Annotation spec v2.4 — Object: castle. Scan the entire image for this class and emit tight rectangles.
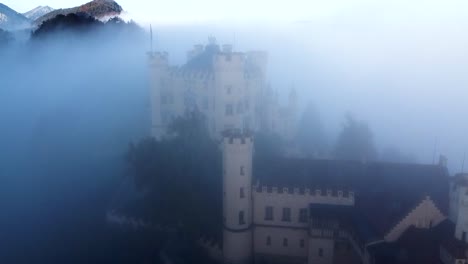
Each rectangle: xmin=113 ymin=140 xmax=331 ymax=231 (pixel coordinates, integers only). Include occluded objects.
xmin=148 ymin=41 xmax=468 ymax=264
xmin=148 ymin=39 xmax=297 ymax=140
xmin=221 ymin=131 xmax=468 ymax=264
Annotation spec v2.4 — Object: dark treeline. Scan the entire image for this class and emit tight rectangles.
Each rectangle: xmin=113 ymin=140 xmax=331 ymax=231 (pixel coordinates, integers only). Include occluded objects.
xmin=295 ymin=102 xmax=414 ymax=163
xmin=0 ymin=11 xmax=151 ymax=264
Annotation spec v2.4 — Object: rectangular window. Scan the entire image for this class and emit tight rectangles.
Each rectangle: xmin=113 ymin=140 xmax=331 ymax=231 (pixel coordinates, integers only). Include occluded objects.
xmin=299 ymin=208 xmax=308 ymax=223
xmin=239 ymin=211 xmax=245 ymax=225
xmin=282 ymin=208 xmax=291 ymax=222
xmin=226 ymin=85 xmax=232 ymax=94
xmin=265 ymin=206 xmax=273 ymax=221
xmin=300 ymin=239 xmax=305 ymax=248
xmin=240 ymin=187 xmax=245 ymax=198
xmin=318 ymin=248 xmax=324 ymax=257
xmin=266 ymin=236 xmax=271 ymax=246
xmin=283 ymin=238 xmax=288 ymax=247
xmin=225 ymin=104 xmax=233 ymax=116
xmin=240 ymin=166 xmax=245 ymax=175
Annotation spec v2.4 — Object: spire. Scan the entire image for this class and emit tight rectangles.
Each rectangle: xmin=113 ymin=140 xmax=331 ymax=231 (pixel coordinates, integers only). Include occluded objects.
xmin=150 ymin=24 xmax=153 ymax=53
xmin=289 ymin=82 xmax=297 ymax=100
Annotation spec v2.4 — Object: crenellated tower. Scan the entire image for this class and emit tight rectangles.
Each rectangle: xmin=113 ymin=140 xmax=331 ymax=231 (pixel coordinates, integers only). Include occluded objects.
xmin=148 ymin=51 xmax=169 ymax=139
xmin=213 ymin=46 xmax=251 ymax=135
xmin=222 ymin=131 xmax=254 ymax=264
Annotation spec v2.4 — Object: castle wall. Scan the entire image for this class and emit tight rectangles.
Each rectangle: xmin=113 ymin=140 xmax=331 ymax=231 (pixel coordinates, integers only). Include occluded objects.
xmin=252 ymin=186 xmax=354 ymax=229
xmin=307 ymin=237 xmax=334 ymax=264
xmin=253 ymin=226 xmax=308 ymax=258
xmin=455 ymin=185 xmax=468 ymax=242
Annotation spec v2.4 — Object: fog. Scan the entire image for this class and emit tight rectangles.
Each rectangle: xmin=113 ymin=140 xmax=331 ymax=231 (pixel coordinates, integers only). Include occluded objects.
xmin=152 ymin=9 xmax=468 ymax=171
xmin=0 ymin=24 xmax=148 ymax=261
xmin=0 ymin=4 xmax=467 ymax=261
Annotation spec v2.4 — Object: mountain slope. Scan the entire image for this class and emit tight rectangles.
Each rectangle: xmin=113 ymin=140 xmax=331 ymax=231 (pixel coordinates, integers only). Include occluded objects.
xmin=23 ymin=6 xmax=54 ymax=21
xmin=35 ymin=0 xmax=123 ymax=26
xmin=0 ymin=3 xmax=31 ymax=31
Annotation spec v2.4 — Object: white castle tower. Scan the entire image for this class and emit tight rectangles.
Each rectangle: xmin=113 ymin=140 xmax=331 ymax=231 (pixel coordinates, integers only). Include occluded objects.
xmin=213 ymin=45 xmax=254 ymax=135
xmin=222 ymin=131 xmax=254 ymax=264
xmin=452 ymin=173 xmax=468 ymax=242
xmin=148 ymin=51 xmax=169 ymax=139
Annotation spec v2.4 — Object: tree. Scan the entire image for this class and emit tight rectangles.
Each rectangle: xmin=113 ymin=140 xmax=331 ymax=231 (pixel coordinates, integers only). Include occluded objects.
xmin=125 ymin=111 xmax=222 ymax=239
xmin=381 ymin=147 xmax=417 ymax=164
xmin=334 ymin=114 xmax=378 ymax=161
xmin=295 ymin=102 xmax=327 ymax=158
xmin=0 ymin=29 xmax=13 ymax=47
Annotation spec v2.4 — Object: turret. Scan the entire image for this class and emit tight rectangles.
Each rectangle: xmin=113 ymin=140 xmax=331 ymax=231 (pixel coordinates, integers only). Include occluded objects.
xmin=213 ymin=46 xmax=247 ymax=136
xmin=148 ymin=51 xmax=169 ymax=139
xmin=222 ymin=131 xmax=254 ymax=264
xmin=453 ymin=173 xmax=468 ymax=242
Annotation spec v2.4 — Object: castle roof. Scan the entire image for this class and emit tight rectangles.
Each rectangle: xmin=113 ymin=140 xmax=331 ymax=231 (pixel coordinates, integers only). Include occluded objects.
xmin=367 ymin=219 xmax=458 ymax=264
xmin=254 ymin=158 xmax=449 ymax=236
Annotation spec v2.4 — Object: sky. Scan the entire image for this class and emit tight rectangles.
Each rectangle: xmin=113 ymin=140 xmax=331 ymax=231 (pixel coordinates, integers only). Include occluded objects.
xmin=5 ymin=0 xmax=468 ymax=24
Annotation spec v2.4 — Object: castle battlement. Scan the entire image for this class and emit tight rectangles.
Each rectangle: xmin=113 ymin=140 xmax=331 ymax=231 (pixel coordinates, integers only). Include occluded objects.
xmin=148 ymin=51 xmax=169 ymax=68
xmin=222 ymin=130 xmax=254 ymax=145
xmin=253 ymin=184 xmax=355 ymax=205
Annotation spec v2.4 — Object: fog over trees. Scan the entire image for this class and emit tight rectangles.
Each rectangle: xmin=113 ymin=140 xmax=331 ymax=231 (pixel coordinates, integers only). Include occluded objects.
xmin=0 ymin=2 xmax=467 ymax=262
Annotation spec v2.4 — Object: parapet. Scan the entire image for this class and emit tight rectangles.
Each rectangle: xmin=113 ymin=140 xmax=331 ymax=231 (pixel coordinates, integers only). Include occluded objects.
xmin=148 ymin=51 xmax=169 ymax=67
xmin=222 ymin=129 xmax=253 ymax=145
xmin=253 ymin=183 xmax=355 ymax=203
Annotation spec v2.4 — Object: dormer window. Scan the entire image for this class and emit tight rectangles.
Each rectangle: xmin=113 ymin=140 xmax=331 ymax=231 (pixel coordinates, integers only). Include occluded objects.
xmin=226 ymin=85 xmax=232 ymax=94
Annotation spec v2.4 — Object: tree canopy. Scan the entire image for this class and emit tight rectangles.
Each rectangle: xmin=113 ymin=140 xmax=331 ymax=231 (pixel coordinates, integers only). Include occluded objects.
xmin=334 ymin=114 xmax=378 ymax=161
xmin=125 ymin=111 xmax=222 ymax=239
xmin=295 ymin=102 xmax=328 ymax=158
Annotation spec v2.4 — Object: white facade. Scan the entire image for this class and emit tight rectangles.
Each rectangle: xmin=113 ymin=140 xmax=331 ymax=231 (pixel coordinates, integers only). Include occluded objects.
xmin=220 ymin=132 xmax=457 ymax=264
xmin=148 ymin=43 xmax=297 ymax=140
xmin=222 ymin=135 xmax=254 ymax=264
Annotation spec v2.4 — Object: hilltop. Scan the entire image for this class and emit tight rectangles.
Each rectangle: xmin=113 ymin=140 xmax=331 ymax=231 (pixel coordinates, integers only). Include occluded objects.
xmin=23 ymin=6 xmax=54 ymax=21
xmin=0 ymin=3 xmax=30 ymax=31
xmin=35 ymin=0 xmax=123 ymax=26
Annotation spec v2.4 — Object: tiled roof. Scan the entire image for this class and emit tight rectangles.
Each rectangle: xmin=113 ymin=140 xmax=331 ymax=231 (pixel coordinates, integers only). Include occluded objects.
xmin=367 ymin=220 xmax=457 ymax=264
xmin=254 ymin=158 xmax=449 ymax=236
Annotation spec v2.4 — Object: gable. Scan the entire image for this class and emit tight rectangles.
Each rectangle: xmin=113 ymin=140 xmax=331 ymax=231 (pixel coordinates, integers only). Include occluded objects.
xmin=385 ymin=196 xmax=446 ymax=242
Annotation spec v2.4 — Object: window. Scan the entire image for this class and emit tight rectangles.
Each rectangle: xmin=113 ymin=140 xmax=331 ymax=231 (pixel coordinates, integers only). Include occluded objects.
xmin=282 ymin=208 xmax=291 ymax=222
xmin=300 ymin=239 xmax=305 ymax=248
xmin=265 ymin=206 xmax=273 ymax=220
xmin=239 ymin=211 xmax=245 ymax=225
xmin=240 ymin=187 xmax=245 ymax=198
xmin=299 ymin=208 xmax=308 ymax=223
xmin=225 ymin=104 xmax=233 ymax=116
xmin=283 ymin=238 xmax=288 ymax=247
xmin=226 ymin=85 xmax=232 ymax=94
xmin=266 ymin=236 xmax=271 ymax=246
xmin=318 ymin=248 xmax=324 ymax=257
xmin=240 ymin=166 xmax=245 ymax=175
